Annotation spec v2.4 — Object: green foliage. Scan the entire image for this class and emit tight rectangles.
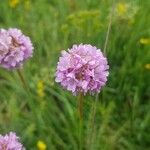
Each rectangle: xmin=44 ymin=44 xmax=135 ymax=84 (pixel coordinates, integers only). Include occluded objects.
xmin=0 ymin=0 xmax=150 ymax=149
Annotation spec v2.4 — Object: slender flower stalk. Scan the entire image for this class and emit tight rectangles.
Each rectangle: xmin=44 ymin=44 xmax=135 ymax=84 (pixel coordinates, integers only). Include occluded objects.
xmin=78 ymin=92 xmax=83 ymax=120
xmin=103 ymin=0 xmax=115 ymax=54
xmin=17 ymin=69 xmax=29 ymax=92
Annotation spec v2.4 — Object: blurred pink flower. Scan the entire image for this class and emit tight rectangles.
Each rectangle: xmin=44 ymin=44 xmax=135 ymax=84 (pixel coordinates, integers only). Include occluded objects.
xmin=55 ymin=44 xmax=109 ymax=95
xmin=0 ymin=132 xmax=24 ymax=150
xmin=0 ymin=28 xmax=33 ymax=70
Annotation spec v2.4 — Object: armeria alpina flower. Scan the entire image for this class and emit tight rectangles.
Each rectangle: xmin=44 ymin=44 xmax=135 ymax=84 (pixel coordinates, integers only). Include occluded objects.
xmin=55 ymin=44 xmax=109 ymax=95
xmin=0 ymin=28 xmax=33 ymax=70
xmin=0 ymin=132 xmax=24 ymax=150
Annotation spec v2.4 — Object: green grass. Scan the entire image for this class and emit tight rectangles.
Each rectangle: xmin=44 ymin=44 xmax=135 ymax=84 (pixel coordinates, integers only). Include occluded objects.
xmin=0 ymin=0 xmax=150 ymax=149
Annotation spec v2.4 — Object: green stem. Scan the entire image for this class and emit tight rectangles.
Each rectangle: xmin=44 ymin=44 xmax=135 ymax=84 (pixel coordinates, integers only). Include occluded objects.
xmin=78 ymin=92 xmax=83 ymax=120
xmin=86 ymin=94 xmax=98 ymax=149
xmin=77 ymin=92 xmax=84 ymax=150
xmin=103 ymin=0 xmax=115 ymax=54
xmin=17 ymin=69 xmax=29 ymax=92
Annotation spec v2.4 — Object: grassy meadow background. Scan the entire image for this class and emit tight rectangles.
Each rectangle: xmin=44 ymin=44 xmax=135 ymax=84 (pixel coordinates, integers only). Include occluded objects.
xmin=0 ymin=0 xmax=150 ymax=149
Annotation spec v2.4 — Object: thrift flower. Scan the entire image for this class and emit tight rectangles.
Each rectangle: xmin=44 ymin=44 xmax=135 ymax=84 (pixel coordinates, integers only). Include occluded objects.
xmin=0 ymin=132 xmax=24 ymax=150
xmin=55 ymin=44 xmax=109 ymax=95
xmin=145 ymin=64 xmax=150 ymax=70
xmin=37 ymin=80 xmax=45 ymax=98
xmin=0 ymin=28 xmax=33 ymax=70
xmin=9 ymin=0 xmax=20 ymax=8
xmin=37 ymin=140 xmax=47 ymax=150
xmin=140 ymin=38 xmax=150 ymax=45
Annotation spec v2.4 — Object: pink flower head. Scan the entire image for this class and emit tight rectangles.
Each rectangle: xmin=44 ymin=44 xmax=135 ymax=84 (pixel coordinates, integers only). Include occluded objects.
xmin=0 ymin=132 xmax=25 ymax=150
xmin=55 ymin=44 xmax=109 ymax=95
xmin=0 ymin=28 xmax=33 ymax=70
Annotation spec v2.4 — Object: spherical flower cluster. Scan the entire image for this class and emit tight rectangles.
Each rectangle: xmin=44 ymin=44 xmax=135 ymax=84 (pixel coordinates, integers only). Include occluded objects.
xmin=55 ymin=44 xmax=109 ymax=95
xmin=0 ymin=28 xmax=33 ymax=70
xmin=0 ymin=132 xmax=25 ymax=150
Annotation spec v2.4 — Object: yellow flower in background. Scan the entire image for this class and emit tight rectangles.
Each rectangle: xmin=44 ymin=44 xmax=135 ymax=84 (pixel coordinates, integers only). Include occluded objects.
xmin=140 ymin=38 xmax=150 ymax=45
xmin=37 ymin=140 xmax=47 ymax=150
xmin=145 ymin=64 xmax=150 ymax=70
xmin=37 ymin=80 xmax=45 ymax=98
xmin=115 ymin=2 xmax=138 ymax=23
xmin=117 ymin=2 xmax=127 ymax=16
xmin=24 ymin=0 xmax=31 ymax=10
xmin=37 ymin=80 xmax=44 ymax=89
xmin=9 ymin=0 xmax=20 ymax=8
